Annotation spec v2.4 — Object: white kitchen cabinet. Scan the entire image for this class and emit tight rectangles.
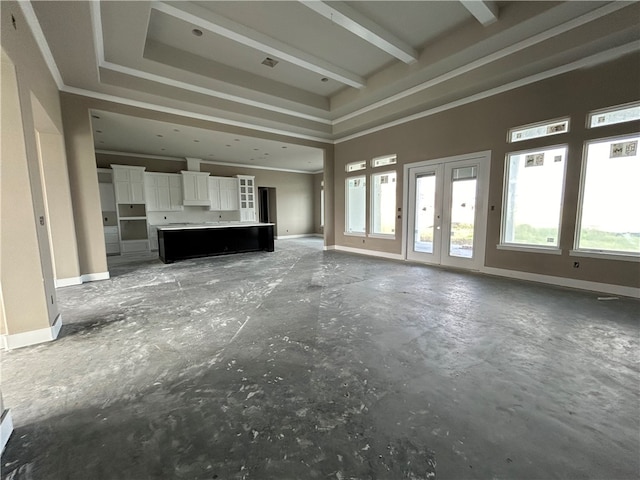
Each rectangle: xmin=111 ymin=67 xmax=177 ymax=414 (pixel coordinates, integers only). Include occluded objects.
xmin=112 ymin=165 xmax=146 ymax=204
xmin=220 ymin=177 xmax=240 ymax=211
xmin=181 ymin=171 xmax=210 ymax=206
xmin=208 ymin=177 xmax=222 ymax=211
xmin=209 ymin=176 xmax=240 ymax=211
xmin=145 ymin=173 xmax=183 ymax=212
xmin=237 ymin=175 xmax=256 ymax=222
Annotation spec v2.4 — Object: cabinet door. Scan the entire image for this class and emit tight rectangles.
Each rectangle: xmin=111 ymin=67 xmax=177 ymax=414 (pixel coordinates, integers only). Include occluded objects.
xmin=155 ymin=175 xmax=171 ymax=211
xmin=168 ymin=176 xmax=183 ymax=210
xmin=144 ymin=175 xmax=159 ymax=211
xmin=220 ymin=178 xmax=239 ymax=210
xmin=130 ymin=181 xmax=145 ymax=204
xmin=209 ymin=177 xmax=222 ymax=211
xmin=195 ymin=175 xmax=209 ymax=201
xmin=114 ymin=181 xmax=131 ymax=204
xmin=182 ymin=174 xmax=198 ymax=202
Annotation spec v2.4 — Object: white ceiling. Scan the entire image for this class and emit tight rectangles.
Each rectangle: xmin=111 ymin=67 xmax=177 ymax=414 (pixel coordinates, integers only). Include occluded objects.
xmin=25 ymin=1 xmax=640 ymax=173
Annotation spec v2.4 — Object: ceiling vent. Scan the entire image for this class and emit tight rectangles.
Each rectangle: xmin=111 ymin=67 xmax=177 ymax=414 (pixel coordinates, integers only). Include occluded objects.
xmin=261 ymin=57 xmax=279 ymax=68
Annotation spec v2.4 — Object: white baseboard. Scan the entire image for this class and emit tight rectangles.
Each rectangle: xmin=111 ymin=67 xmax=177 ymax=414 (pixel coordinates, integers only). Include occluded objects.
xmin=481 ymin=266 xmax=640 ymax=299
xmin=54 ymin=276 xmax=82 ymax=288
xmin=1 ymin=314 xmax=63 ymax=350
xmin=1 ymin=409 xmax=13 ymax=453
xmin=276 ymin=234 xmax=318 ymax=240
xmin=80 ymin=271 xmax=110 ymax=283
xmin=323 ymin=245 xmax=336 ymax=251
xmin=333 ymin=245 xmax=404 ymax=261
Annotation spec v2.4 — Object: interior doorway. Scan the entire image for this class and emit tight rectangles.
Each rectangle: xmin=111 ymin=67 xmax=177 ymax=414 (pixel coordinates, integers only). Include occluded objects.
xmin=404 ymin=151 xmax=490 ymax=271
xmin=258 ymin=187 xmax=277 ymax=226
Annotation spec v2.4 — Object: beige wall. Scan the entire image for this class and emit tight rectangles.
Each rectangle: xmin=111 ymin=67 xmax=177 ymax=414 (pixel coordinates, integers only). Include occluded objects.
xmin=1 ymin=0 xmax=67 ymax=337
xmin=334 ymin=52 xmax=640 ymax=288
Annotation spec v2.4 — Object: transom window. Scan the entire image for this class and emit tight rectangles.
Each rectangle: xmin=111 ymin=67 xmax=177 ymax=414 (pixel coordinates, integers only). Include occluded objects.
xmin=346 ymin=160 xmax=366 ymax=172
xmin=372 ymin=154 xmax=397 ymax=168
xmin=588 ymin=102 xmax=640 ymax=128
xmin=508 ymin=118 xmax=569 ymax=143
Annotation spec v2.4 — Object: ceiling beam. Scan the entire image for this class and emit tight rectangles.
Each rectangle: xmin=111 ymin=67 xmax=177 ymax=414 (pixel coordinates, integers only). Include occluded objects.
xmin=460 ymin=1 xmax=499 ymax=26
xmin=154 ymin=2 xmax=366 ymax=89
xmin=300 ymin=1 xmax=418 ymax=64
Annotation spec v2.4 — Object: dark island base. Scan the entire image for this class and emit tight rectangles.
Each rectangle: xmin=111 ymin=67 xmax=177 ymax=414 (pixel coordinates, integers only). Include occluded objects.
xmin=158 ymin=224 xmax=274 ymax=263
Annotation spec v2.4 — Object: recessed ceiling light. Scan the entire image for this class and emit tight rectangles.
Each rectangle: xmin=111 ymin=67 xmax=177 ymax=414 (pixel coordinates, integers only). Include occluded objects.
xmin=321 ymin=77 xmax=329 ymax=82
xmin=261 ymin=57 xmax=279 ymax=68
xmin=282 ymin=146 xmax=287 ymax=149
xmin=194 ymin=140 xmax=200 ymax=142
xmin=173 ymin=128 xmax=180 ymax=132
xmin=253 ymin=148 xmax=259 ymax=151
xmin=234 ymin=139 xmax=240 ymax=142
xmin=265 ymin=153 xmax=269 ymax=156
xmin=95 ymin=130 xmax=102 ymax=133
xmin=91 ymin=114 xmax=100 ymax=119
xmin=192 ymin=28 xmax=203 ymax=37
xmin=225 ymin=144 xmax=231 ymax=147
xmin=161 ymin=148 xmax=165 ymax=151
xmin=156 ymin=134 xmax=163 ymax=137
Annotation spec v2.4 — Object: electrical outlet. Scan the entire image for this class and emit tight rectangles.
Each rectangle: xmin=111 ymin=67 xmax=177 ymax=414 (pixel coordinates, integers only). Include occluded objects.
xmin=573 ymin=262 xmax=580 ymax=268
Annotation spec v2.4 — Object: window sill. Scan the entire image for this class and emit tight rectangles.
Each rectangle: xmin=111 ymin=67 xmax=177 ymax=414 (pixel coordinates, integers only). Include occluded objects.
xmin=497 ymin=244 xmax=562 ymax=255
xmin=344 ymin=232 xmax=366 ymax=237
xmin=368 ymin=233 xmax=396 ymax=240
xmin=569 ymin=249 xmax=640 ymax=262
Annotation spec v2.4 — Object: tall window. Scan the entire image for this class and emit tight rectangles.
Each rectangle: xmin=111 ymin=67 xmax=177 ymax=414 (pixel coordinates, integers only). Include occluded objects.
xmin=345 ymin=176 xmax=366 ymax=234
xmin=575 ymin=134 xmax=640 ymax=254
xmin=501 ymin=146 xmax=567 ymax=248
xmin=371 ymin=172 xmax=396 ymax=236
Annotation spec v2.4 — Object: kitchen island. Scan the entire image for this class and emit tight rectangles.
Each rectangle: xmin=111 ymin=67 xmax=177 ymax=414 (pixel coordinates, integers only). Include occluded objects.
xmin=157 ymin=223 xmax=275 ymax=263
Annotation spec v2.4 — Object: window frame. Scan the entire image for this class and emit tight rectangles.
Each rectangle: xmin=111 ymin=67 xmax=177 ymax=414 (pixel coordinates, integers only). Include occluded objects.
xmin=507 ymin=117 xmax=570 ymax=143
xmin=586 ymin=101 xmax=640 ymax=129
xmin=344 ymin=175 xmax=367 ymax=236
xmin=369 ymin=170 xmax=397 ymax=239
xmin=571 ymin=132 xmax=640 ymax=259
xmin=499 ymin=143 xmax=569 ymax=253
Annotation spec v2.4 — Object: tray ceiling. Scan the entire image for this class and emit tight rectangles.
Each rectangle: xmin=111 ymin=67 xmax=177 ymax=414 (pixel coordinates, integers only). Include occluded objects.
xmin=24 ymin=1 xmax=640 ymax=172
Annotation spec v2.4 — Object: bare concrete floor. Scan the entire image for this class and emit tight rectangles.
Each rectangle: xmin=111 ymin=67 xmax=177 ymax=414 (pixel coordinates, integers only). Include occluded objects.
xmin=2 ymin=238 xmax=639 ymax=479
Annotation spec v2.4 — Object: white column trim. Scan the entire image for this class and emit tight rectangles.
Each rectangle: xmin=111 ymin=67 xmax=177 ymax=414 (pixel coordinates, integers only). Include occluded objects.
xmin=1 ymin=314 xmax=63 ymax=350
xmin=54 ymin=276 xmax=82 ymax=288
xmin=80 ymin=272 xmax=110 ymax=283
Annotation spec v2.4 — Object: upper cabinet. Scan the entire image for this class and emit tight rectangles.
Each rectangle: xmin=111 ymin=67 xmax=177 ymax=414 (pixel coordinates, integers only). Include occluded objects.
xmin=181 ymin=171 xmax=210 ymax=206
xmin=145 ymin=173 xmax=183 ymax=212
xmin=112 ymin=165 xmax=146 ymax=204
xmin=209 ymin=176 xmax=240 ymax=211
xmin=237 ymin=175 xmax=256 ymax=222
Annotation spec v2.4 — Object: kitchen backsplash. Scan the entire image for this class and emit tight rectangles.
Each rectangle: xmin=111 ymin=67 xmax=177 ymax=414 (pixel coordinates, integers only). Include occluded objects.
xmin=147 ymin=207 xmax=241 ymax=225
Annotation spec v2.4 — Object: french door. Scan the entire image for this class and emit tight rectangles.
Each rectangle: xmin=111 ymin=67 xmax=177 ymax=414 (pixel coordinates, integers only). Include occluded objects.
xmin=405 ymin=152 xmax=490 ymax=270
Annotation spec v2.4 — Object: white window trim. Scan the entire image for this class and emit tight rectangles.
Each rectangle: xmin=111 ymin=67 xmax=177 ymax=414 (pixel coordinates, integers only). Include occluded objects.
xmin=569 ymin=249 xmax=640 ymax=262
xmin=586 ymin=101 xmax=640 ymax=129
xmin=368 ymin=233 xmax=395 ymax=240
xmin=497 ymin=244 xmax=563 ymax=255
xmin=507 ymin=116 xmax=570 ymax=143
xmin=573 ymin=132 xmax=640 ymax=255
xmin=371 ymin=154 xmax=397 ymax=168
xmin=345 ymin=176 xmax=366 ymax=236
xmin=500 ymin=144 xmax=569 ymax=250
xmin=370 ymin=170 xmax=397 ymax=239
xmin=346 ymin=160 xmax=366 ymax=173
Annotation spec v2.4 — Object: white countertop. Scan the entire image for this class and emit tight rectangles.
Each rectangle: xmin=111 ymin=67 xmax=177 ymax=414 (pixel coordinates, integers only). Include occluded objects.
xmin=155 ymin=222 xmax=275 ymax=231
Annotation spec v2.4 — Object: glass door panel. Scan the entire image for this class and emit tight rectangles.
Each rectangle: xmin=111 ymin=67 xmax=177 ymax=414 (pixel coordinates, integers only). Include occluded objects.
xmin=414 ymin=173 xmax=436 ymax=254
xmin=448 ymin=167 xmax=478 ymax=259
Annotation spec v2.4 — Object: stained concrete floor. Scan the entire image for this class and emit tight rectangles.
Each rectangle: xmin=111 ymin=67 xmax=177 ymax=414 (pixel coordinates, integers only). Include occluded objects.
xmin=2 ymin=238 xmax=639 ymax=480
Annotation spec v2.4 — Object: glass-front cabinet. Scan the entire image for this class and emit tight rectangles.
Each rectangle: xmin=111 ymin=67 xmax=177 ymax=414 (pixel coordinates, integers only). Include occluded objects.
xmin=237 ymin=175 xmax=256 ymax=222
